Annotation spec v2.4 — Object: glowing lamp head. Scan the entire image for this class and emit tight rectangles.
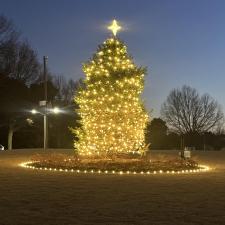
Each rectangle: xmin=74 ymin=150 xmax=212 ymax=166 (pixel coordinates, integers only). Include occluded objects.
xmin=107 ymin=19 xmax=121 ymax=36
xmin=52 ymin=107 xmax=60 ymax=114
xmin=31 ymin=109 xmax=37 ymax=114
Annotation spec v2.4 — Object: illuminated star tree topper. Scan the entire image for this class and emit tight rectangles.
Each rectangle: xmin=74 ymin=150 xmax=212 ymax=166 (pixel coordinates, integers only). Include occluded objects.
xmin=107 ymin=19 xmax=121 ymax=36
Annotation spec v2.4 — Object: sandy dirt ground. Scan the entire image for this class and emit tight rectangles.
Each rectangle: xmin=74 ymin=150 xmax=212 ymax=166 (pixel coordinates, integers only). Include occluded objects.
xmin=0 ymin=149 xmax=225 ymax=225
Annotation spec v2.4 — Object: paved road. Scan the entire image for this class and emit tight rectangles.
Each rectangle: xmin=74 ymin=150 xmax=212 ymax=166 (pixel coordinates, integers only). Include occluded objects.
xmin=0 ymin=149 xmax=225 ymax=225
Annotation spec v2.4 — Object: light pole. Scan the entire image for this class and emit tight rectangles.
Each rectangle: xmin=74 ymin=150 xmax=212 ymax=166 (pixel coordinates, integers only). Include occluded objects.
xmin=43 ymin=56 xmax=48 ymax=150
xmin=44 ymin=113 xmax=47 ymax=150
xmin=31 ymin=107 xmax=60 ymax=150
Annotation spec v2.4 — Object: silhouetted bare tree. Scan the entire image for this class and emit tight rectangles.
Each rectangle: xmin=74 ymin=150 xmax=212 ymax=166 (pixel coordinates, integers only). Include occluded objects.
xmin=53 ymin=75 xmax=84 ymax=104
xmin=0 ymin=14 xmax=18 ymax=44
xmin=0 ymin=15 xmax=40 ymax=84
xmin=161 ymin=85 xmax=224 ymax=134
xmin=0 ymin=15 xmax=41 ymax=149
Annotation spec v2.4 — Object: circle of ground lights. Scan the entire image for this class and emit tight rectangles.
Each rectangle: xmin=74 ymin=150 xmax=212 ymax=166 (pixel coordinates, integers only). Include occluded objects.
xmin=19 ymin=161 xmax=210 ymax=175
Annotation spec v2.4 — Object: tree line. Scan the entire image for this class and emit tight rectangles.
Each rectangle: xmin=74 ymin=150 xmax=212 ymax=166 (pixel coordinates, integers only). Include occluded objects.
xmin=146 ymin=86 xmax=225 ymax=150
xmin=0 ymin=15 xmax=81 ymax=149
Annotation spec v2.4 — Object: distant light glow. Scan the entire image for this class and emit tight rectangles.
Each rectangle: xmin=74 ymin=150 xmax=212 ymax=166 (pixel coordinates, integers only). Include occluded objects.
xmin=52 ymin=107 xmax=60 ymax=114
xmin=26 ymin=118 xmax=34 ymax=124
xmin=31 ymin=109 xmax=37 ymax=114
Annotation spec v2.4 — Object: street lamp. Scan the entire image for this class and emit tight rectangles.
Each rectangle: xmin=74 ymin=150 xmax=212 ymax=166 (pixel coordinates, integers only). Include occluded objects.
xmin=31 ymin=109 xmax=37 ymax=114
xmin=31 ymin=107 xmax=61 ymax=150
xmin=52 ymin=107 xmax=60 ymax=114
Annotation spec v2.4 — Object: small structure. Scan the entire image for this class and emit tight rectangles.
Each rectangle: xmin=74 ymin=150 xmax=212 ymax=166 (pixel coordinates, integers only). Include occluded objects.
xmin=179 ymin=147 xmax=192 ymax=159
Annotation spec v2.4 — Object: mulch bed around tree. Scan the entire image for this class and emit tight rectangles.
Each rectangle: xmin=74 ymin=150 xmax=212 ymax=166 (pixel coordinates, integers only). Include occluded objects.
xmin=30 ymin=153 xmax=200 ymax=172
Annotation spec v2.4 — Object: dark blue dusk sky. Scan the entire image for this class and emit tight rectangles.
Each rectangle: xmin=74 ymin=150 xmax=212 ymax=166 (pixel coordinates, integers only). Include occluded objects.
xmin=1 ymin=0 xmax=225 ymax=116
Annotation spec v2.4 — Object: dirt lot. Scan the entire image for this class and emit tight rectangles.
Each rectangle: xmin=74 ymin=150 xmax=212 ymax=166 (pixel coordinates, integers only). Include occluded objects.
xmin=0 ymin=149 xmax=225 ymax=225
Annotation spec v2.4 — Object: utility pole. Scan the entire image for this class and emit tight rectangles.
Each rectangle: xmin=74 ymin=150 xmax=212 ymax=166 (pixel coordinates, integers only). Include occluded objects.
xmin=43 ymin=56 xmax=48 ymax=150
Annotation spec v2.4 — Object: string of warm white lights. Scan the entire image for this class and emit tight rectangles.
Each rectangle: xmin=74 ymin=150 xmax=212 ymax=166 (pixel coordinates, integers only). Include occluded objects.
xmin=19 ymin=161 xmax=210 ymax=175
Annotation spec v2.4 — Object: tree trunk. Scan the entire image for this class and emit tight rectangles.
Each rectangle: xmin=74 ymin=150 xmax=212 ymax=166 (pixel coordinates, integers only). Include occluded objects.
xmin=8 ymin=127 xmax=14 ymax=150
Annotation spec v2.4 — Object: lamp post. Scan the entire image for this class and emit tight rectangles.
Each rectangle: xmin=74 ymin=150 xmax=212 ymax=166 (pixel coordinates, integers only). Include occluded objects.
xmin=31 ymin=107 xmax=60 ymax=150
xmin=43 ymin=56 xmax=48 ymax=150
xmin=43 ymin=113 xmax=47 ymax=150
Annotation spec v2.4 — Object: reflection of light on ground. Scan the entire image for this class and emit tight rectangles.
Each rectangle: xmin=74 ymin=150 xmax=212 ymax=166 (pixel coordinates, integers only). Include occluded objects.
xmin=19 ymin=161 xmax=211 ymax=176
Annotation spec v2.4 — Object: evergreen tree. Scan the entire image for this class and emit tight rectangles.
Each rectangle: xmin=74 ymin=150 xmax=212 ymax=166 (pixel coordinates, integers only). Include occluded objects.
xmin=146 ymin=118 xmax=168 ymax=149
xmin=73 ymin=24 xmax=149 ymax=156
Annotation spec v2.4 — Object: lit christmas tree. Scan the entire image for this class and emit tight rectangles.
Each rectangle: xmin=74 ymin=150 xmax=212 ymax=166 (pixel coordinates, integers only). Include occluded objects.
xmin=73 ymin=20 xmax=149 ymax=156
